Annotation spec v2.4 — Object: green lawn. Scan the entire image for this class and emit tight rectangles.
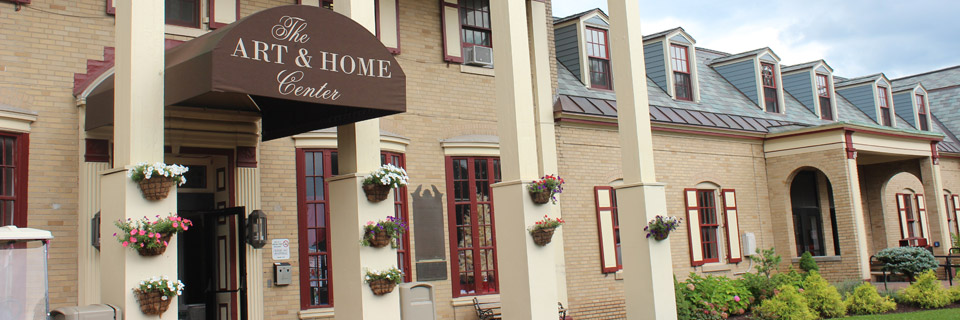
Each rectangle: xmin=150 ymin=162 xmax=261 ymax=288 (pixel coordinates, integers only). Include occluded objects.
xmin=835 ymin=309 xmax=960 ymax=319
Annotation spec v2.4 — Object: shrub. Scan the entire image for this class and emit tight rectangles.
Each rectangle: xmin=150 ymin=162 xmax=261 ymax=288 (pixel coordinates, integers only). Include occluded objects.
xmin=948 ymin=284 xmax=960 ymax=303
xmin=676 ymin=278 xmax=711 ymax=320
xmin=832 ymin=279 xmax=863 ymax=298
xmin=900 ymin=269 xmax=951 ymax=309
xmin=874 ymin=247 xmax=938 ymax=280
xmin=756 ymin=247 xmax=782 ymax=278
xmin=801 ymin=271 xmax=846 ymax=318
xmin=675 ymin=273 xmax=752 ymax=319
xmin=754 ymin=285 xmax=816 ymax=320
xmin=844 ymin=282 xmax=896 ymax=315
xmin=798 ymin=251 xmax=818 ymax=273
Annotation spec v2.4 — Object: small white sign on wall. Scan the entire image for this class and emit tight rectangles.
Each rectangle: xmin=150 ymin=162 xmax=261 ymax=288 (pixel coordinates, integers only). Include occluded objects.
xmin=272 ymin=239 xmax=290 ymax=260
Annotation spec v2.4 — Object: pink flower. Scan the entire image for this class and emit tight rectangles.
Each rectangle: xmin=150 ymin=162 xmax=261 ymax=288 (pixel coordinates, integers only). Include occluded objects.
xmin=734 ymin=296 xmax=740 ymax=302
xmin=130 ymin=230 xmax=137 ymax=235
xmin=366 ymin=221 xmax=374 ymax=226
xmin=163 ymin=241 xmax=168 ymax=246
xmin=122 ymin=241 xmax=129 ymax=247
xmin=172 ymin=222 xmax=179 ymax=228
xmin=156 ymin=233 xmax=162 ymax=238
xmin=140 ymin=243 xmax=144 ymax=247
xmin=139 ymin=230 xmax=146 ymax=236
xmin=148 ymin=232 xmax=154 ymax=238
xmin=183 ymin=226 xmax=189 ymax=231
xmin=130 ymin=237 xmax=137 ymax=243
xmin=798 ymin=288 xmax=804 ymax=293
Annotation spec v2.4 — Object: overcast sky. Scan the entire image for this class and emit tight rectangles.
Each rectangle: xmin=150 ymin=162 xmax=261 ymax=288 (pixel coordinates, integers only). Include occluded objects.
xmin=552 ymin=0 xmax=960 ymax=79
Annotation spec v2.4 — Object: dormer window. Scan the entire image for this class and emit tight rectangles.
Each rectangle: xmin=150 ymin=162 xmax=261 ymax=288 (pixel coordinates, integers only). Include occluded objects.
xmin=816 ymin=74 xmax=832 ymax=120
xmin=671 ymin=44 xmax=693 ymax=101
xmin=878 ymin=86 xmax=891 ymax=126
xmin=586 ymin=27 xmax=611 ymax=90
xmin=460 ymin=0 xmax=492 ymax=48
xmin=916 ymin=94 xmax=928 ymax=130
xmin=761 ymin=63 xmax=779 ymax=113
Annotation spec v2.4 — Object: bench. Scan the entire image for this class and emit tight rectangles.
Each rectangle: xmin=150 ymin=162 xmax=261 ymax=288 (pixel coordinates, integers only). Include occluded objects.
xmin=869 ymin=255 xmax=890 ymax=291
xmin=472 ymin=298 xmax=574 ymax=320
xmin=473 ymin=297 xmax=501 ymax=320
xmin=935 ymin=247 xmax=960 ymax=286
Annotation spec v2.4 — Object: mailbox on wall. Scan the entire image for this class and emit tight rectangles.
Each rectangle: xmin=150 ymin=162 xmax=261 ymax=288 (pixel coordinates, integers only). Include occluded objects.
xmin=274 ymin=262 xmax=292 ymax=286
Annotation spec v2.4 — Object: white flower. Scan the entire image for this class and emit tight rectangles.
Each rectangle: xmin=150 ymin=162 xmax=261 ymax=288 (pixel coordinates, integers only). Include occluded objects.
xmin=161 ymin=296 xmax=168 ymax=301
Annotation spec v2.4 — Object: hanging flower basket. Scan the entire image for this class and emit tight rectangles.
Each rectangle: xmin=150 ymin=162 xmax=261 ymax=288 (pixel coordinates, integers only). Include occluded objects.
xmin=138 ymin=177 xmax=174 ymax=201
xmin=132 ymin=276 xmax=183 ymax=317
xmin=528 ymin=215 xmax=565 ymax=246
xmin=365 ymin=267 xmax=402 ymax=295
xmin=128 ymin=162 xmax=189 ymax=201
xmin=366 ymin=230 xmax=392 ymax=248
xmin=362 ymin=164 xmax=409 ymax=203
xmin=528 ymin=175 xmax=565 ymax=204
xmin=362 ymin=184 xmax=392 ymax=202
xmin=531 ymin=227 xmax=556 ymax=246
xmin=114 ymin=214 xmax=192 ymax=257
xmin=360 ymin=216 xmax=407 ymax=248
xmin=530 ymin=190 xmax=553 ymax=204
xmin=134 ymin=289 xmax=173 ymax=316
xmin=368 ymin=279 xmax=397 ymax=295
xmin=136 ymin=233 xmax=173 ymax=256
xmin=644 ymin=215 xmax=682 ymax=241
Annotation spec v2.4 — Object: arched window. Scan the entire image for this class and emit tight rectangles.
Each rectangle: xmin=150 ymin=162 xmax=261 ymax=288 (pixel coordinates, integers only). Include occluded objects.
xmin=684 ymin=182 xmax=743 ymax=266
xmin=791 ymin=171 xmax=825 ymax=256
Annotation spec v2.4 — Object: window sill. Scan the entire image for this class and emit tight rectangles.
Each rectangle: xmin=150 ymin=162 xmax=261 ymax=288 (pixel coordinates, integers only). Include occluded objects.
xmin=460 ymin=64 xmax=495 ymax=77
xmin=451 ymin=294 xmax=500 ymax=307
xmin=615 ymin=270 xmax=624 ymax=280
xmin=791 ymin=256 xmax=841 ymax=263
xmin=702 ymin=264 xmax=732 ymax=273
xmin=165 ymin=24 xmax=209 ymax=38
xmin=298 ymin=308 xmax=334 ymax=319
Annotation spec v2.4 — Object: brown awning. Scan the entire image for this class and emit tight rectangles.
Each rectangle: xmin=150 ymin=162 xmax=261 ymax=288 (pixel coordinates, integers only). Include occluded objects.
xmin=85 ymin=5 xmax=406 ymax=141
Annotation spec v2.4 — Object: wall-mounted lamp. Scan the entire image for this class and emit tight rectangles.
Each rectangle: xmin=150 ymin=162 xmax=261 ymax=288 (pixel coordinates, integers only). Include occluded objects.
xmin=91 ymin=212 xmax=100 ymax=250
xmin=247 ymin=210 xmax=268 ymax=248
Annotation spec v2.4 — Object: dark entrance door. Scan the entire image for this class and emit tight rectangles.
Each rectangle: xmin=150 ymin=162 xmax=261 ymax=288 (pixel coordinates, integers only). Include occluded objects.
xmin=178 ymin=200 xmax=247 ymax=320
xmin=791 ymin=171 xmax=825 ymax=256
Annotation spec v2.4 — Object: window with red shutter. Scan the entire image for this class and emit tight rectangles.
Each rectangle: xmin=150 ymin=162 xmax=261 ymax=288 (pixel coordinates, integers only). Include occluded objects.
xmin=446 ymin=156 xmax=500 ymax=297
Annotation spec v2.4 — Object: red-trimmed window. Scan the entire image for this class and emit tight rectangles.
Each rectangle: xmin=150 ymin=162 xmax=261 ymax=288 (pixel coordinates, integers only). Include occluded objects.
xmin=916 ymin=94 xmax=928 ymax=131
xmin=459 ymin=0 xmax=491 ymax=48
xmin=903 ymin=194 xmax=917 ymax=238
xmin=586 ymin=27 xmax=612 ymax=90
xmin=446 ymin=156 xmax=500 ymax=297
xmin=297 ymin=149 xmax=337 ymax=309
xmin=166 ymin=0 xmax=201 ymax=28
xmin=0 ymin=133 xmax=27 ymax=228
xmin=761 ymin=63 xmax=779 ymax=113
xmin=696 ymin=189 xmax=720 ymax=263
xmin=671 ymin=44 xmax=693 ymax=101
xmin=381 ymin=152 xmax=412 ymax=283
xmin=878 ymin=86 xmax=892 ymax=126
xmin=945 ymin=194 xmax=960 ymax=235
xmin=816 ymin=74 xmax=833 ymax=120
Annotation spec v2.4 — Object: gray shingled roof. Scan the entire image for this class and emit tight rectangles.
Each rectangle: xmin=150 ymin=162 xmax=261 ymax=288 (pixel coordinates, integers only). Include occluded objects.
xmin=782 ymin=60 xmax=826 ymax=73
xmin=554 ymin=30 xmax=948 ymax=145
xmin=707 ymin=47 xmax=771 ymax=65
xmin=642 ymin=27 xmax=684 ymax=41
xmin=553 ymin=8 xmax=605 ymax=24
xmin=891 ymin=65 xmax=960 ymax=90
xmin=891 ymin=66 xmax=960 ymax=152
xmin=835 ymin=73 xmax=883 ymax=88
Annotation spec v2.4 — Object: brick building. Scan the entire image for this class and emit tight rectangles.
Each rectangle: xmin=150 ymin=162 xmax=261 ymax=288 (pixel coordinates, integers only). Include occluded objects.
xmin=0 ymin=1 xmax=958 ymax=319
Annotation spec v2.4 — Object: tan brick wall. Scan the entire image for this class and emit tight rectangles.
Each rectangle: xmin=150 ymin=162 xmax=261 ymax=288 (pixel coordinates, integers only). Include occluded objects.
xmin=0 ymin=0 xmax=121 ymax=308
xmin=555 ymin=124 xmax=774 ymax=319
xmin=859 ymin=161 xmax=925 ymax=254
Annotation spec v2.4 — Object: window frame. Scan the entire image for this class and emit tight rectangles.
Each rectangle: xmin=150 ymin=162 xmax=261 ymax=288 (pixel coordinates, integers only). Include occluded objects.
xmin=916 ymin=94 xmax=928 ymax=131
xmin=594 ymin=186 xmax=621 ymax=273
xmin=445 ymin=156 xmax=501 ymax=298
xmin=0 ymin=132 xmax=27 ymax=228
xmin=671 ymin=44 xmax=693 ymax=101
xmin=877 ymin=86 xmax=892 ymax=126
xmin=165 ymin=0 xmax=203 ymax=28
xmin=695 ymin=189 xmax=721 ymax=264
xmin=381 ymin=151 xmax=412 ymax=283
xmin=458 ymin=0 xmax=492 ymax=49
xmin=761 ymin=63 xmax=779 ymax=113
xmin=816 ymin=74 xmax=833 ymax=120
xmin=296 ymin=148 xmax=337 ymax=309
xmin=585 ymin=27 xmax=612 ymax=90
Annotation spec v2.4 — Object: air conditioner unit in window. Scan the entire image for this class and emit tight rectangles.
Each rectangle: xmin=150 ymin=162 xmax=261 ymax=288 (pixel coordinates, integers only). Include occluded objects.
xmin=464 ymin=46 xmax=494 ymax=67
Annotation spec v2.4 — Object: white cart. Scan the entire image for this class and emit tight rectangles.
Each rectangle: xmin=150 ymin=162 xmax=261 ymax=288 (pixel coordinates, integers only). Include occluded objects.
xmin=0 ymin=225 xmax=53 ymax=320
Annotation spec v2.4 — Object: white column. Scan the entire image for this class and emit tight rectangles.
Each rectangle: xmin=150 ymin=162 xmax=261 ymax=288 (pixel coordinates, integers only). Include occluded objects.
xmin=605 ymin=1 xmax=678 ymax=319
xmin=921 ymin=158 xmax=950 ymax=255
xmin=491 ymin=0 xmax=559 ymax=319
xmin=330 ymin=1 xmax=400 ymax=319
xmin=100 ymin=0 xmax=176 ymax=319
xmin=236 ymin=167 xmax=264 ymax=320
xmin=526 ymin=0 xmax=568 ymax=305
